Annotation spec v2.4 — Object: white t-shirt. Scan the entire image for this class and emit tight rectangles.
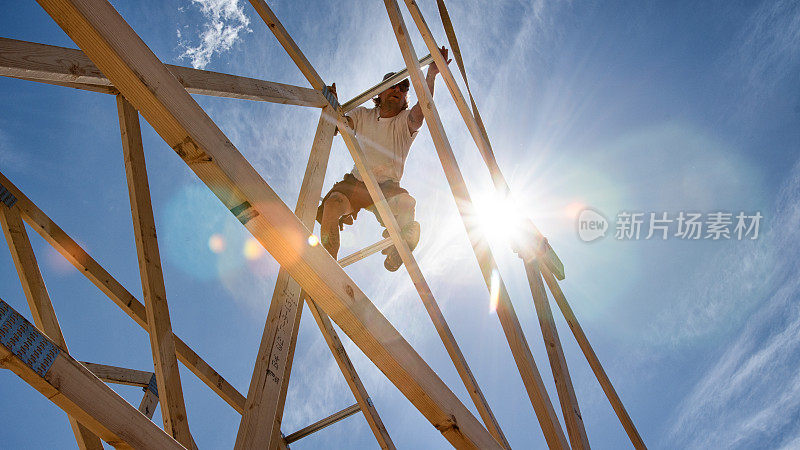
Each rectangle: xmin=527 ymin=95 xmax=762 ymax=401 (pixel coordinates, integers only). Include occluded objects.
xmin=348 ymin=106 xmax=418 ymax=183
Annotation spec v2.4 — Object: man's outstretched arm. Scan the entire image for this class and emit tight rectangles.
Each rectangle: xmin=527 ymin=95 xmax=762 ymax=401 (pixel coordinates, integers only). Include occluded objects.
xmin=327 ymin=83 xmax=354 ymax=132
xmin=409 ymin=46 xmax=450 ymax=132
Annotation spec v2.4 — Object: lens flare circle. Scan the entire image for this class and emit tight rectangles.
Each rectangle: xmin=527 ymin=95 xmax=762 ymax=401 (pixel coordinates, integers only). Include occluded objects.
xmin=208 ymin=234 xmax=226 ymax=253
xmin=243 ymin=237 xmax=265 ymax=260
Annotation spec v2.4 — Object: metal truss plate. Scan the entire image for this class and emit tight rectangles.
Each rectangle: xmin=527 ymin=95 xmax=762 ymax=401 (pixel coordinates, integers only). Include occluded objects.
xmin=0 ymin=299 xmax=60 ymax=377
xmin=145 ymin=373 xmax=159 ymax=397
xmin=0 ymin=183 xmax=17 ymax=208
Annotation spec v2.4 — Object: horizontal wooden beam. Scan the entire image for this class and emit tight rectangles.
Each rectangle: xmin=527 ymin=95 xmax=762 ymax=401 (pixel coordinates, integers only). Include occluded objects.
xmin=81 ymin=362 xmax=154 ymax=387
xmin=341 ymin=54 xmax=433 ymax=112
xmin=0 ymin=37 xmax=326 ymax=107
xmin=284 ymin=403 xmax=361 ymax=443
xmin=0 ymin=170 xmax=246 ymax=414
xmin=36 ymin=0 xmax=498 ymax=447
xmin=336 ymin=237 xmax=392 ymax=267
xmin=0 ymin=297 xmax=185 ymax=449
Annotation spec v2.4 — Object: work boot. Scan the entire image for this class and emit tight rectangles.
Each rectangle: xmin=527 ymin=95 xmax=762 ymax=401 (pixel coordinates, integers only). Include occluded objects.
xmin=383 ymin=221 xmax=421 ymax=272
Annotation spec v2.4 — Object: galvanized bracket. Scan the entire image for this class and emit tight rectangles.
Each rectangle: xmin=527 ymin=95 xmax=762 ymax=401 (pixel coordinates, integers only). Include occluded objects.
xmin=321 ymin=85 xmax=340 ymax=110
xmin=0 ymin=299 xmax=60 ymax=377
xmin=144 ymin=372 xmax=159 ymax=397
xmin=0 ymin=183 xmax=17 ymax=208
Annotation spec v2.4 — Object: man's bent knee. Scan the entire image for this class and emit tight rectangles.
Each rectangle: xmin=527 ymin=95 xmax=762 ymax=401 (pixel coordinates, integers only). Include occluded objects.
xmin=322 ymin=192 xmax=351 ymax=219
xmin=389 ymin=193 xmax=415 ymax=213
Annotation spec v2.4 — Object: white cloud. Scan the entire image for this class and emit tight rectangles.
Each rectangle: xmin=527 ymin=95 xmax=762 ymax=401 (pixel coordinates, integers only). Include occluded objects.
xmin=178 ymin=0 xmax=251 ymax=69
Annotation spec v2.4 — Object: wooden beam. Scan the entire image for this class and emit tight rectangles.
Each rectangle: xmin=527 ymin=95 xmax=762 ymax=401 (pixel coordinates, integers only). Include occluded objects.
xmin=240 ymin=107 xmax=336 ymax=449
xmin=526 ymin=262 xmax=589 ymax=449
xmin=400 ymin=0 xmax=564 ymax=281
xmin=0 ymin=205 xmax=104 ymax=449
xmin=337 ymin=237 xmax=392 ymax=267
xmin=382 ymin=1 xmax=566 ymax=447
xmin=305 ymin=299 xmax=395 ymax=448
xmin=0 ymin=297 xmax=185 ymax=450
xmin=284 ymin=403 xmax=361 ymax=444
xmin=246 ymin=1 xmax=326 ymax=90
xmin=0 ymin=37 xmax=326 ymax=107
xmin=81 ymin=361 xmax=154 ymax=387
xmin=340 ymin=54 xmax=433 ymax=112
xmin=118 ymin=95 xmax=193 ymax=447
xmin=244 ymin=2 xmax=504 ymax=445
xmin=541 ymin=268 xmax=646 ymax=449
xmin=0 ymin=170 xmax=246 ymax=414
xmin=35 ymin=0 xmax=499 ymax=447
xmin=139 ymin=388 xmax=160 ymax=420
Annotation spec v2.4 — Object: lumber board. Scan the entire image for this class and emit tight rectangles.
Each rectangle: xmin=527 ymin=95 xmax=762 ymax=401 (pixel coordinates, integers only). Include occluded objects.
xmin=139 ymin=388 xmax=160 ymax=420
xmin=246 ymin=1 xmax=326 ymax=90
xmin=241 ymin=107 xmax=336 ymax=449
xmin=526 ymin=262 xmax=589 ymax=449
xmin=337 ymin=237 xmax=392 ymax=267
xmin=0 ymin=170 xmax=246 ymax=414
xmin=284 ymin=403 xmax=361 ymax=443
xmin=81 ymin=362 xmax=154 ymax=387
xmin=383 ymin=1 xmax=567 ymax=447
xmin=0 ymin=297 xmax=185 ymax=450
xmin=0 ymin=206 xmax=104 ymax=449
xmin=0 ymin=37 xmax=326 ymax=107
xmin=36 ymin=0 xmax=499 ymax=447
xmin=541 ymin=268 xmax=646 ymax=449
xmin=341 ymin=54 xmax=433 ymax=112
xmin=118 ymin=95 xmax=193 ymax=447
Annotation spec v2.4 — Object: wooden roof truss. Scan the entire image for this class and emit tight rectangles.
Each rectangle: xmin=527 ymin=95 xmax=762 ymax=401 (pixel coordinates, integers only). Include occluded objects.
xmin=0 ymin=0 xmax=645 ymax=448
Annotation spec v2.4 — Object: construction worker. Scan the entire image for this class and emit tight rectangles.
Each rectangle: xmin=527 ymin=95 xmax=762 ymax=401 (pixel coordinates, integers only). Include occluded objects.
xmin=316 ymin=46 xmax=451 ymax=271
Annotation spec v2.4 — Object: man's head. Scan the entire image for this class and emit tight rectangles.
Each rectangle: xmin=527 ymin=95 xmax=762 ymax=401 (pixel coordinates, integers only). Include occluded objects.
xmin=373 ymin=72 xmax=410 ymax=111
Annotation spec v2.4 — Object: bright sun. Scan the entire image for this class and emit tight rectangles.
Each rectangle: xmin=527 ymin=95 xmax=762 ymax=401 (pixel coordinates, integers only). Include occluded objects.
xmin=473 ymin=192 xmax=529 ymax=249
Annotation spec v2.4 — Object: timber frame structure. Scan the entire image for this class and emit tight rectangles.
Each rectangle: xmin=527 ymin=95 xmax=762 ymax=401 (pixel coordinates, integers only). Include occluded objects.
xmin=0 ymin=0 xmax=646 ymax=448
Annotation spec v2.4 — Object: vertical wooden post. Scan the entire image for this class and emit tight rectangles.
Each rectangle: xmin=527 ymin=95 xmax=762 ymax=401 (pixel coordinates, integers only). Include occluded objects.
xmin=0 ymin=205 xmax=104 ymax=449
xmin=237 ymin=107 xmax=336 ymax=449
xmin=541 ymin=268 xmax=646 ymax=449
xmin=526 ymin=262 xmax=589 ymax=449
xmin=382 ymin=0 xmax=567 ymax=447
xmin=117 ymin=95 xmax=193 ymax=448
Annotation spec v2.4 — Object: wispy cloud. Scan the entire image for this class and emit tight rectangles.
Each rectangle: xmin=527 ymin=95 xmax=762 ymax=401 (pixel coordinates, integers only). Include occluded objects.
xmin=178 ymin=0 xmax=251 ymax=69
xmin=667 ymin=158 xmax=800 ymax=449
xmin=724 ymin=0 xmax=800 ymax=111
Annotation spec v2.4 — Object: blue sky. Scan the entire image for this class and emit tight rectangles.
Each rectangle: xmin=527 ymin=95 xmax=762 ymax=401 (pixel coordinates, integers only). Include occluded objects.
xmin=1 ymin=0 xmax=799 ymax=448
